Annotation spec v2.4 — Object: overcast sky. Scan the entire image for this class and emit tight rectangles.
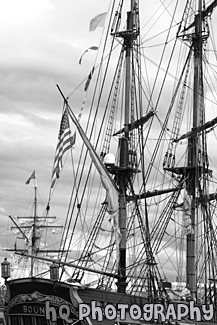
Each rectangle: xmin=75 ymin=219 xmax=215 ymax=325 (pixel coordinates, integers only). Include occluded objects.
xmin=0 ymin=0 xmax=112 ymax=264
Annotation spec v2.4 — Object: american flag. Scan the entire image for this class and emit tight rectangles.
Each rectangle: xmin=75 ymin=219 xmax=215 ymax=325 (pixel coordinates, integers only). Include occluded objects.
xmin=51 ymin=107 xmax=76 ymax=188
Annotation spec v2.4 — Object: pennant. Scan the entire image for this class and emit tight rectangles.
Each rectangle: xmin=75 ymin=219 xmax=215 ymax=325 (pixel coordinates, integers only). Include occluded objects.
xmin=89 ymin=12 xmax=107 ymax=32
xmin=25 ymin=171 xmax=36 ymax=185
xmin=79 ymin=46 xmax=98 ymax=65
xmin=84 ymin=66 xmax=95 ymax=91
xmin=51 ymin=107 xmax=76 ymax=188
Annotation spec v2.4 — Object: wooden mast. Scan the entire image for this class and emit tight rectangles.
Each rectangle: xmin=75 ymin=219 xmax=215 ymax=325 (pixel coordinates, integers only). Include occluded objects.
xmin=186 ymin=0 xmax=203 ymax=297
xmin=116 ymin=0 xmax=138 ymax=293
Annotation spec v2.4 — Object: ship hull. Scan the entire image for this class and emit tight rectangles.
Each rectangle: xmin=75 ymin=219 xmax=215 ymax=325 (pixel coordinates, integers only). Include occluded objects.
xmin=4 ymin=278 xmax=150 ymax=325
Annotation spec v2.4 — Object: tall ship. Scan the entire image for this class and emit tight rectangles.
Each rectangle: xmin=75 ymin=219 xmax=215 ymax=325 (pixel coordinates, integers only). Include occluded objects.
xmin=2 ymin=0 xmax=217 ymax=324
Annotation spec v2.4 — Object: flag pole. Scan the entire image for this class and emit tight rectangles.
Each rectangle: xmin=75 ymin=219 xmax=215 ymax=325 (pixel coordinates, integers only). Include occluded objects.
xmin=56 ymin=84 xmax=68 ymax=103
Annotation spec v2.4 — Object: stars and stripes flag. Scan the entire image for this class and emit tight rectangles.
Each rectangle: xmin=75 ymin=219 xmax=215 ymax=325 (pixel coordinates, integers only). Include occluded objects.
xmin=51 ymin=106 xmax=76 ymax=188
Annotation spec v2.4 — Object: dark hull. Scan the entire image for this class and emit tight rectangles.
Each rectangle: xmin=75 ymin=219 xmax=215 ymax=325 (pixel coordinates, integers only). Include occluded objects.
xmin=5 ymin=278 xmax=217 ymax=324
xmin=4 ymin=278 xmax=149 ymax=325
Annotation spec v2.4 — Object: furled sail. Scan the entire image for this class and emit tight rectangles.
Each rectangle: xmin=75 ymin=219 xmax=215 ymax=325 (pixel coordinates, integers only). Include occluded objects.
xmin=174 ymin=116 xmax=217 ymax=143
xmin=66 ymin=102 xmax=121 ymax=264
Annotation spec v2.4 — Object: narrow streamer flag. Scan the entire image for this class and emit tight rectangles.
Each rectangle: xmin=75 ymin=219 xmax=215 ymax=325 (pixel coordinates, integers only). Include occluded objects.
xmin=84 ymin=66 xmax=95 ymax=91
xmin=79 ymin=46 xmax=98 ymax=65
xmin=89 ymin=12 xmax=107 ymax=32
xmin=51 ymin=107 xmax=76 ymax=188
xmin=25 ymin=171 xmax=36 ymax=185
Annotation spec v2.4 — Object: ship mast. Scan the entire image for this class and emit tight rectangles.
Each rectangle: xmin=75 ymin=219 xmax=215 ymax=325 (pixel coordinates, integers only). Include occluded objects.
xmin=30 ymin=176 xmax=38 ymax=276
xmin=186 ymin=0 xmax=203 ymax=297
xmin=116 ymin=0 xmax=139 ymax=293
